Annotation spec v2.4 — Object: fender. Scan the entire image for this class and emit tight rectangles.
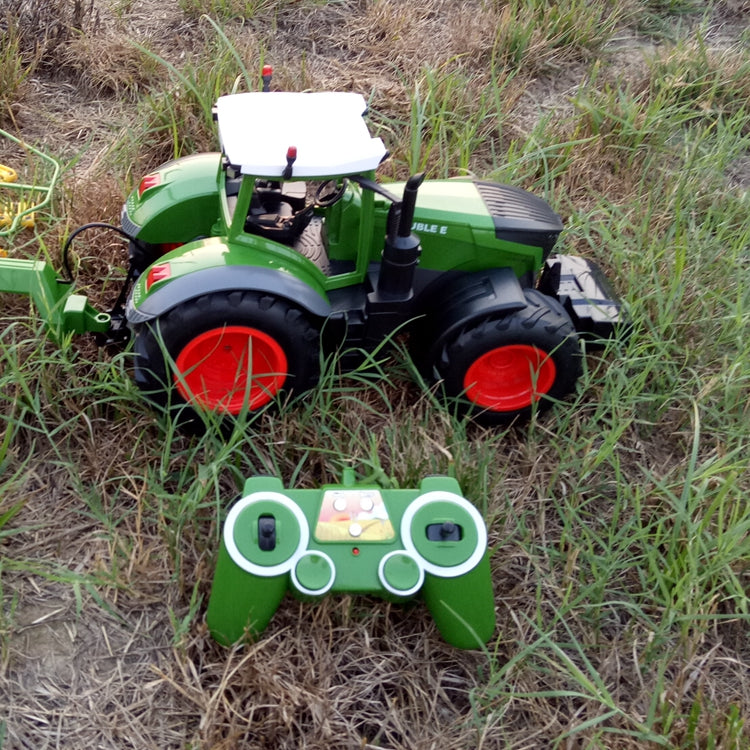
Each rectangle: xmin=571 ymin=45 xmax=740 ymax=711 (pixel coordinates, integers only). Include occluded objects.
xmin=121 ymin=152 xmax=222 ymax=244
xmin=415 ymin=267 xmax=527 ymax=369
xmin=126 ymin=245 xmax=331 ymax=324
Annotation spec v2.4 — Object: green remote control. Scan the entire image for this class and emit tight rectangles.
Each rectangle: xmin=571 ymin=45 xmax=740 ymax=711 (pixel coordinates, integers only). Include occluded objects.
xmin=206 ymin=474 xmax=495 ymax=649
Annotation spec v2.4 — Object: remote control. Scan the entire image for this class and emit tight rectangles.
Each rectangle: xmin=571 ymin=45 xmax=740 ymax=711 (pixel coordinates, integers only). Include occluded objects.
xmin=206 ymin=474 xmax=495 ymax=649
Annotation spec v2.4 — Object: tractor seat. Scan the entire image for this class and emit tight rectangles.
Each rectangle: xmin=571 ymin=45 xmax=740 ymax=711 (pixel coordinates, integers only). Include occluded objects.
xmin=245 ymin=181 xmax=313 ymax=243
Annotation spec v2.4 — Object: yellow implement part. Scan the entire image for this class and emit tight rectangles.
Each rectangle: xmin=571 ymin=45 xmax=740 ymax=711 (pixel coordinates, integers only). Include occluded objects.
xmin=18 ymin=200 xmax=34 ymax=228
xmin=0 ymin=201 xmax=35 ymax=229
xmin=0 ymin=164 xmax=18 ymax=183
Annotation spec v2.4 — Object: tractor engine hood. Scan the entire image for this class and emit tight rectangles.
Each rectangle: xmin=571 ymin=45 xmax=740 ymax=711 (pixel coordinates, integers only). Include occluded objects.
xmin=409 ymin=179 xmax=563 ymax=258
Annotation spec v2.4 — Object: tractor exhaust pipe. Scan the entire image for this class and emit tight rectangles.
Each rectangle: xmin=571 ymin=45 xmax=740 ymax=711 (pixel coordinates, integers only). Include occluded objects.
xmin=377 ymin=173 xmax=424 ymax=300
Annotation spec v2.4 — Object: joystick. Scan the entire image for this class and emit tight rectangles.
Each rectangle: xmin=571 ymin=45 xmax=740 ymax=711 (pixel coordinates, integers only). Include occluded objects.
xmin=257 ymin=516 xmax=276 ymax=551
xmin=427 ymin=521 xmax=461 ymax=541
xmin=206 ymin=475 xmax=496 ymax=649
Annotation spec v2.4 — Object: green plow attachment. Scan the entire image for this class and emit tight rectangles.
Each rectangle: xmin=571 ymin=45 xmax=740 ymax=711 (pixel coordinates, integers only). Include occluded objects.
xmin=0 ymin=257 xmax=110 ymax=334
xmin=0 ymin=128 xmax=111 ymax=336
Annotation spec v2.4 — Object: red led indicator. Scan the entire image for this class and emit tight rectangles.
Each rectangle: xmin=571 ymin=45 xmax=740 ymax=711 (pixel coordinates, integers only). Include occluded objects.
xmin=352 ymin=548 xmax=360 ymax=556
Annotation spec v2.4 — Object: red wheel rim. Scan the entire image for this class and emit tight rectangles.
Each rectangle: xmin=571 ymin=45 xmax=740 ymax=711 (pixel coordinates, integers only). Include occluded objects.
xmin=175 ymin=326 xmax=288 ymax=413
xmin=463 ymin=344 xmax=556 ymax=411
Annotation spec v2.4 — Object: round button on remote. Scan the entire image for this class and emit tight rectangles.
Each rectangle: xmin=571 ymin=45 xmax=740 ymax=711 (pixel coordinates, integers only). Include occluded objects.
xmin=292 ymin=551 xmax=335 ymax=596
xmin=401 ymin=491 xmax=487 ymax=578
xmin=224 ymin=492 xmax=309 ymax=577
xmin=379 ymin=551 xmax=424 ymax=597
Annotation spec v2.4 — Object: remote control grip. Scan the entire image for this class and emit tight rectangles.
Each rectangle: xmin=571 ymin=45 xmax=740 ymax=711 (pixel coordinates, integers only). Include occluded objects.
xmin=206 ymin=542 xmax=287 ymax=645
xmin=421 ymin=553 xmax=495 ymax=649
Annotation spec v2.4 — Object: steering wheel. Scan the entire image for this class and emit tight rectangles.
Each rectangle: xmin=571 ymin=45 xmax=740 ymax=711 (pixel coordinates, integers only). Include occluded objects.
xmin=314 ymin=178 xmax=348 ymax=207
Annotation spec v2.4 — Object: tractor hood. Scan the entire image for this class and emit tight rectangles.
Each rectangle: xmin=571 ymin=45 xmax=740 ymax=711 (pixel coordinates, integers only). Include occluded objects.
xmin=404 ymin=179 xmax=563 ymax=255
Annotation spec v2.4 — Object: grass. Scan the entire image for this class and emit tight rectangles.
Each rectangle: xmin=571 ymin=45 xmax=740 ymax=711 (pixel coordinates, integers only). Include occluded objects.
xmin=0 ymin=21 xmax=36 ymax=122
xmin=490 ymin=0 xmax=623 ymax=71
xmin=1 ymin=0 xmax=750 ymax=747
xmin=177 ymin=0 xmax=318 ymax=21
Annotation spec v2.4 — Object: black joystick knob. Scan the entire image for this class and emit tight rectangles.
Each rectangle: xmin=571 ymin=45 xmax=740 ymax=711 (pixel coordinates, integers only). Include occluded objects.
xmin=426 ymin=521 xmax=462 ymax=541
xmin=258 ymin=516 xmax=277 ymax=551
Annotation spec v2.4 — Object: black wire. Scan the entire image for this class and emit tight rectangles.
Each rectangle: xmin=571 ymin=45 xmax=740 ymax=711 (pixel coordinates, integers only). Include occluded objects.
xmin=61 ymin=222 xmax=136 ymax=283
xmin=60 ymin=221 xmax=145 ymax=333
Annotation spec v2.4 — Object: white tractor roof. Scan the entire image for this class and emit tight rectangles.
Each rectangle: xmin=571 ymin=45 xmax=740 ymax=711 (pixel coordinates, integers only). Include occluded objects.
xmin=216 ymin=92 xmax=388 ymax=178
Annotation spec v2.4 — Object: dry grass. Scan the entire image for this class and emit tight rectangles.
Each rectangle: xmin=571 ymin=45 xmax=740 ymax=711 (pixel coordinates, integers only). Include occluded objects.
xmin=2 ymin=1 xmax=750 ymax=749
xmin=0 ymin=386 xmax=505 ymax=748
xmin=56 ymin=32 xmax=162 ymax=100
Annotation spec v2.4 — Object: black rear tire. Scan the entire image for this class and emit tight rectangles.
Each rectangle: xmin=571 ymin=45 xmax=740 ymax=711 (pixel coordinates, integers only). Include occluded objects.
xmin=432 ymin=289 xmax=581 ymax=424
xmin=133 ymin=291 xmax=320 ymax=426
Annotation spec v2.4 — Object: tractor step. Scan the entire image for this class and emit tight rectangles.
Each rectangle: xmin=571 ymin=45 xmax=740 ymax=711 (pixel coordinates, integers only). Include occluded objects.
xmin=539 ymin=253 xmax=627 ymax=343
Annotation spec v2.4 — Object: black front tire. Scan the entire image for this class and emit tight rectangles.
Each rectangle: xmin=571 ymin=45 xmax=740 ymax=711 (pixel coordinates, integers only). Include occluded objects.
xmin=432 ymin=289 xmax=581 ymax=424
xmin=133 ymin=291 xmax=320 ymax=426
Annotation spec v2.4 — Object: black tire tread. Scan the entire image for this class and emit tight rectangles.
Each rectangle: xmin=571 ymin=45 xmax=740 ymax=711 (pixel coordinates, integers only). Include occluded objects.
xmin=436 ymin=289 xmax=581 ymax=423
xmin=133 ymin=291 xmax=320 ymax=423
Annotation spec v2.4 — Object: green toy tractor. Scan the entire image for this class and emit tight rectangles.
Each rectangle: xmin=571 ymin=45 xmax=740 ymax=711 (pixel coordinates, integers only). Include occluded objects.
xmin=120 ymin=87 xmax=624 ymax=425
xmin=0 ymin=80 xmax=625 ymax=426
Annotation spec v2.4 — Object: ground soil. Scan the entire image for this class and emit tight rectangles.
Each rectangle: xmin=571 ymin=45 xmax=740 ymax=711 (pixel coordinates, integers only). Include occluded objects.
xmin=1 ymin=2 xmax=749 ymax=749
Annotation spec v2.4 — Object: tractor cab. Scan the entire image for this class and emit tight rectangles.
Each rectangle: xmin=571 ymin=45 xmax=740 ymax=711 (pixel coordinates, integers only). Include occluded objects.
xmin=215 ymin=92 xmax=389 ymax=279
